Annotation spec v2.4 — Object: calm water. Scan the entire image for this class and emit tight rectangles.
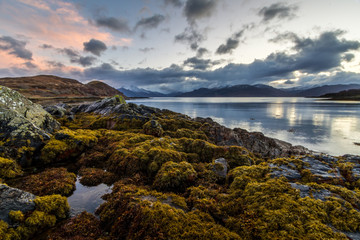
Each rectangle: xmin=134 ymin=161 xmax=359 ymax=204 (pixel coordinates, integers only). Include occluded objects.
xmin=67 ymin=178 xmax=112 ymax=217
xmin=129 ymin=97 xmax=360 ymax=156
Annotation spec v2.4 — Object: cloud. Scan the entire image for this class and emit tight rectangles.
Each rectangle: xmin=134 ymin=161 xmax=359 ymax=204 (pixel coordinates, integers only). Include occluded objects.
xmin=0 ymin=36 xmax=33 ymax=60
xmin=139 ymin=47 xmax=155 ymax=53
xmin=81 ymin=31 xmax=360 ymax=92
xmin=216 ymin=30 xmax=244 ymax=55
xmin=183 ymin=57 xmax=221 ymax=70
xmin=164 ymin=0 xmax=183 ymax=7
xmin=24 ymin=61 xmax=37 ymax=69
xmin=343 ymin=53 xmax=355 ymax=62
xmin=46 ymin=61 xmax=65 ymax=68
xmin=269 ymin=31 xmax=360 ymax=72
xmin=258 ymin=2 xmax=298 ymax=22
xmin=83 ymin=39 xmax=107 ymax=56
xmin=184 ymin=0 xmax=218 ymax=23
xmin=58 ymin=48 xmax=79 ymax=58
xmin=94 ymin=17 xmax=131 ymax=33
xmin=39 ymin=44 xmax=53 ymax=49
xmin=175 ymin=27 xmax=205 ymax=50
xmin=71 ymin=56 xmax=97 ymax=67
xmin=57 ymin=47 xmax=97 ymax=67
xmin=196 ymin=47 xmax=209 ymax=57
xmin=135 ymin=14 xmax=165 ymax=30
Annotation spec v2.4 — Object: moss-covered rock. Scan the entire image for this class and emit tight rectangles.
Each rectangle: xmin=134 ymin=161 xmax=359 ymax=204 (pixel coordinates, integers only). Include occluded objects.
xmin=79 ymin=167 xmax=116 ymax=186
xmin=153 ymin=161 xmax=197 ymax=192
xmin=16 ymin=168 xmax=76 ymax=196
xmin=0 ymin=157 xmax=22 ymax=179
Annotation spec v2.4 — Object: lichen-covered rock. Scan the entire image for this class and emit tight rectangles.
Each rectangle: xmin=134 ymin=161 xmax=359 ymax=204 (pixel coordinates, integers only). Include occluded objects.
xmin=143 ymin=119 xmax=164 ymax=137
xmin=44 ymin=104 xmax=68 ymax=118
xmin=290 ymin=182 xmax=332 ymax=201
xmin=212 ymin=158 xmax=228 ymax=178
xmin=302 ymin=157 xmax=343 ymax=181
xmin=0 ymin=184 xmax=36 ymax=223
xmin=269 ymin=163 xmax=302 ymax=180
xmin=0 ymin=86 xmax=60 ymax=166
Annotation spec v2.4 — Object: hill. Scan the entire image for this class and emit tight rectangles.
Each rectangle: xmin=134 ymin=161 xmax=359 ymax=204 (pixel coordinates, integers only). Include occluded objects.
xmin=0 ymin=75 xmax=125 ymax=104
xmin=320 ymin=88 xmax=360 ymax=100
xmin=118 ymin=87 xmax=167 ymax=98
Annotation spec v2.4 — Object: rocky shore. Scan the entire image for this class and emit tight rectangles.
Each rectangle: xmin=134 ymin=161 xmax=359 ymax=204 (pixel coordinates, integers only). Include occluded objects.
xmin=1 ymin=86 xmax=360 ymax=240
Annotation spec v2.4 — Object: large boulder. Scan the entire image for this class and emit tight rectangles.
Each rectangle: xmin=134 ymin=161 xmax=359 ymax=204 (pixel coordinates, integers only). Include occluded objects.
xmin=0 ymin=86 xmax=60 ymax=165
xmin=0 ymin=184 xmax=36 ymax=224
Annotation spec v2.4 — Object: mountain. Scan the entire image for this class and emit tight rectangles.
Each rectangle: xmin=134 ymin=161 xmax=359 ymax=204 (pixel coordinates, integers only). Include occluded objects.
xmin=118 ymin=87 xmax=167 ymax=97
xmin=319 ymin=88 xmax=360 ymax=100
xmin=177 ymin=84 xmax=290 ymax=97
xmin=175 ymin=84 xmax=360 ymax=97
xmin=0 ymin=75 xmax=125 ymax=103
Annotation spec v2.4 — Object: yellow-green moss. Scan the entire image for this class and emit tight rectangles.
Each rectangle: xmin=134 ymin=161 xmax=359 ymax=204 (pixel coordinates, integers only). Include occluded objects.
xmin=153 ymin=161 xmax=197 ymax=192
xmin=0 ymin=157 xmax=22 ymax=179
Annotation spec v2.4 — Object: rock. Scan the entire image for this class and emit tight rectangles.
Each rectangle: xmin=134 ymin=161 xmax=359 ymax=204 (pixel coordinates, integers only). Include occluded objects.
xmin=0 ymin=86 xmax=60 ymax=165
xmin=290 ymin=183 xmax=332 ymax=201
xmin=301 ymin=157 xmax=343 ymax=181
xmin=44 ymin=104 xmax=67 ymax=118
xmin=195 ymin=117 xmax=309 ymax=159
xmin=0 ymin=184 xmax=36 ymax=224
xmin=143 ymin=120 xmax=163 ymax=137
xmin=269 ymin=163 xmax=301 ymax=180
xmin=212 ymin=158 xmax=228 ymax=178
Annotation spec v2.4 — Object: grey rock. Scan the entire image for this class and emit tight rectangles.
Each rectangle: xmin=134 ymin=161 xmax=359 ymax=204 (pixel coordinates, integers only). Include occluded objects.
xmin=302 ymin=157 xmax=342 ymax=181
xmin=212 ymin=158 xmax=228 ymax=178
xmin=290 ymin=183 xmax=332 ymax=201
xmin=45 ymin=104 xmax=67 ymax=118
xmin=343 ymin=231 xmax=360 ymax=240
xmin=269 ymin=163 xmax=301 ymax=180
xmin=0 ymin=184 xmax=36 ymax=224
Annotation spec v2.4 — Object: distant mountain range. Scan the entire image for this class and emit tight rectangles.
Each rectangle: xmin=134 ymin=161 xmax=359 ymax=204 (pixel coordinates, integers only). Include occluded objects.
xmin=120 ymin=84 xmax=360 ymax=98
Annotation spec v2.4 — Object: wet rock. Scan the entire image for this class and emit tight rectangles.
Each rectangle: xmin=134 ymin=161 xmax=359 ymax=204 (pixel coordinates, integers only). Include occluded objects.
xmin=212 ymin=158 xmax=228 ymax=178
xmin=301 ymin=157 xmax=342 ymax=181
xmin=290 ymin=183 xmax=332 ymax=201
xmin=343 ymin=231 xmax=360 ymax=240
xmin=269 ymin=163 xmax=301 ymax=180
xmin=0 ymin=184 xmax=36 ymax=224
xmin=0 ymin=86 xmax=60 ymax=165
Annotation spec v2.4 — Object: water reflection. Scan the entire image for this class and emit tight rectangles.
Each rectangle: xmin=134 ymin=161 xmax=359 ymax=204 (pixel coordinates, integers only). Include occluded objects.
xmin=130 ymin=97 xmax=360 ymax=156
xmin=67 ymin=178 xmax=112 ymax=217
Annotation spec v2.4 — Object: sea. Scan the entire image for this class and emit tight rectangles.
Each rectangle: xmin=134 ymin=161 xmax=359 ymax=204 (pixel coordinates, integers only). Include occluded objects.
xmin=129 ymin=97 xmax=360 ymax=156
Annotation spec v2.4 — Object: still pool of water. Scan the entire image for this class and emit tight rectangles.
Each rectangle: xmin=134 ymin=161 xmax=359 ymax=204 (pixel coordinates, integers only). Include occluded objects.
xmin=129 ymin=97 xmax=360 ymax=156
xmin=67 ymin=178 xmax=112 ymax=217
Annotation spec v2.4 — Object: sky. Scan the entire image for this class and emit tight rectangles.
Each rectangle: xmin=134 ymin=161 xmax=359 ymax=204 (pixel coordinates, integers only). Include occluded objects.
xmin=1 ymin=0 xmax=360 ymax=93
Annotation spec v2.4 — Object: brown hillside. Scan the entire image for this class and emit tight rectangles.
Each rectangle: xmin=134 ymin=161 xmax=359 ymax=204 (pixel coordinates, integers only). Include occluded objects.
xmin=0 ymin=75 xmax=125 ymax=99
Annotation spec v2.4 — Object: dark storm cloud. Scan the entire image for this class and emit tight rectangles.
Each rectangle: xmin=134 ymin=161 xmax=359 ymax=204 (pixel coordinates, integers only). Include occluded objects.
xmin=0 ymin=36 xmax=33 ymax=60
xmin=94 ymin=17 xmax=131 ymax=33
xmin=139 ymin=47 xmax=155 ymax=53
xmin=270 ymin=31 xmax=360 ymax=72
xmin=71 ymin=56 xmax=97 ymax=67
xmin=258 ymin=2 xmax=298 ymax=22
xmin=83 ymin=39 xmax=107 ymax=56
xmin=183 ymin=57 xmax=221 ymax=70
xmin=196 ymin=47 xmax=209 ymax=57
xmin=216 ymin=30 xmax=244 ymax=55
xmin=83 ymin=31 xmax=360 ymax=91
xmin=135 ymin=14 xmax=165 ymax=30
xmin=164 ymin=0 xmax=183 ymax=7
xmin=175 ymin=27 xmax=205 ymax=50
xmin=39 ymin=44 xmax=53 ymax=49
xmin=184 ymin=0 xmax=218 ymax=23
